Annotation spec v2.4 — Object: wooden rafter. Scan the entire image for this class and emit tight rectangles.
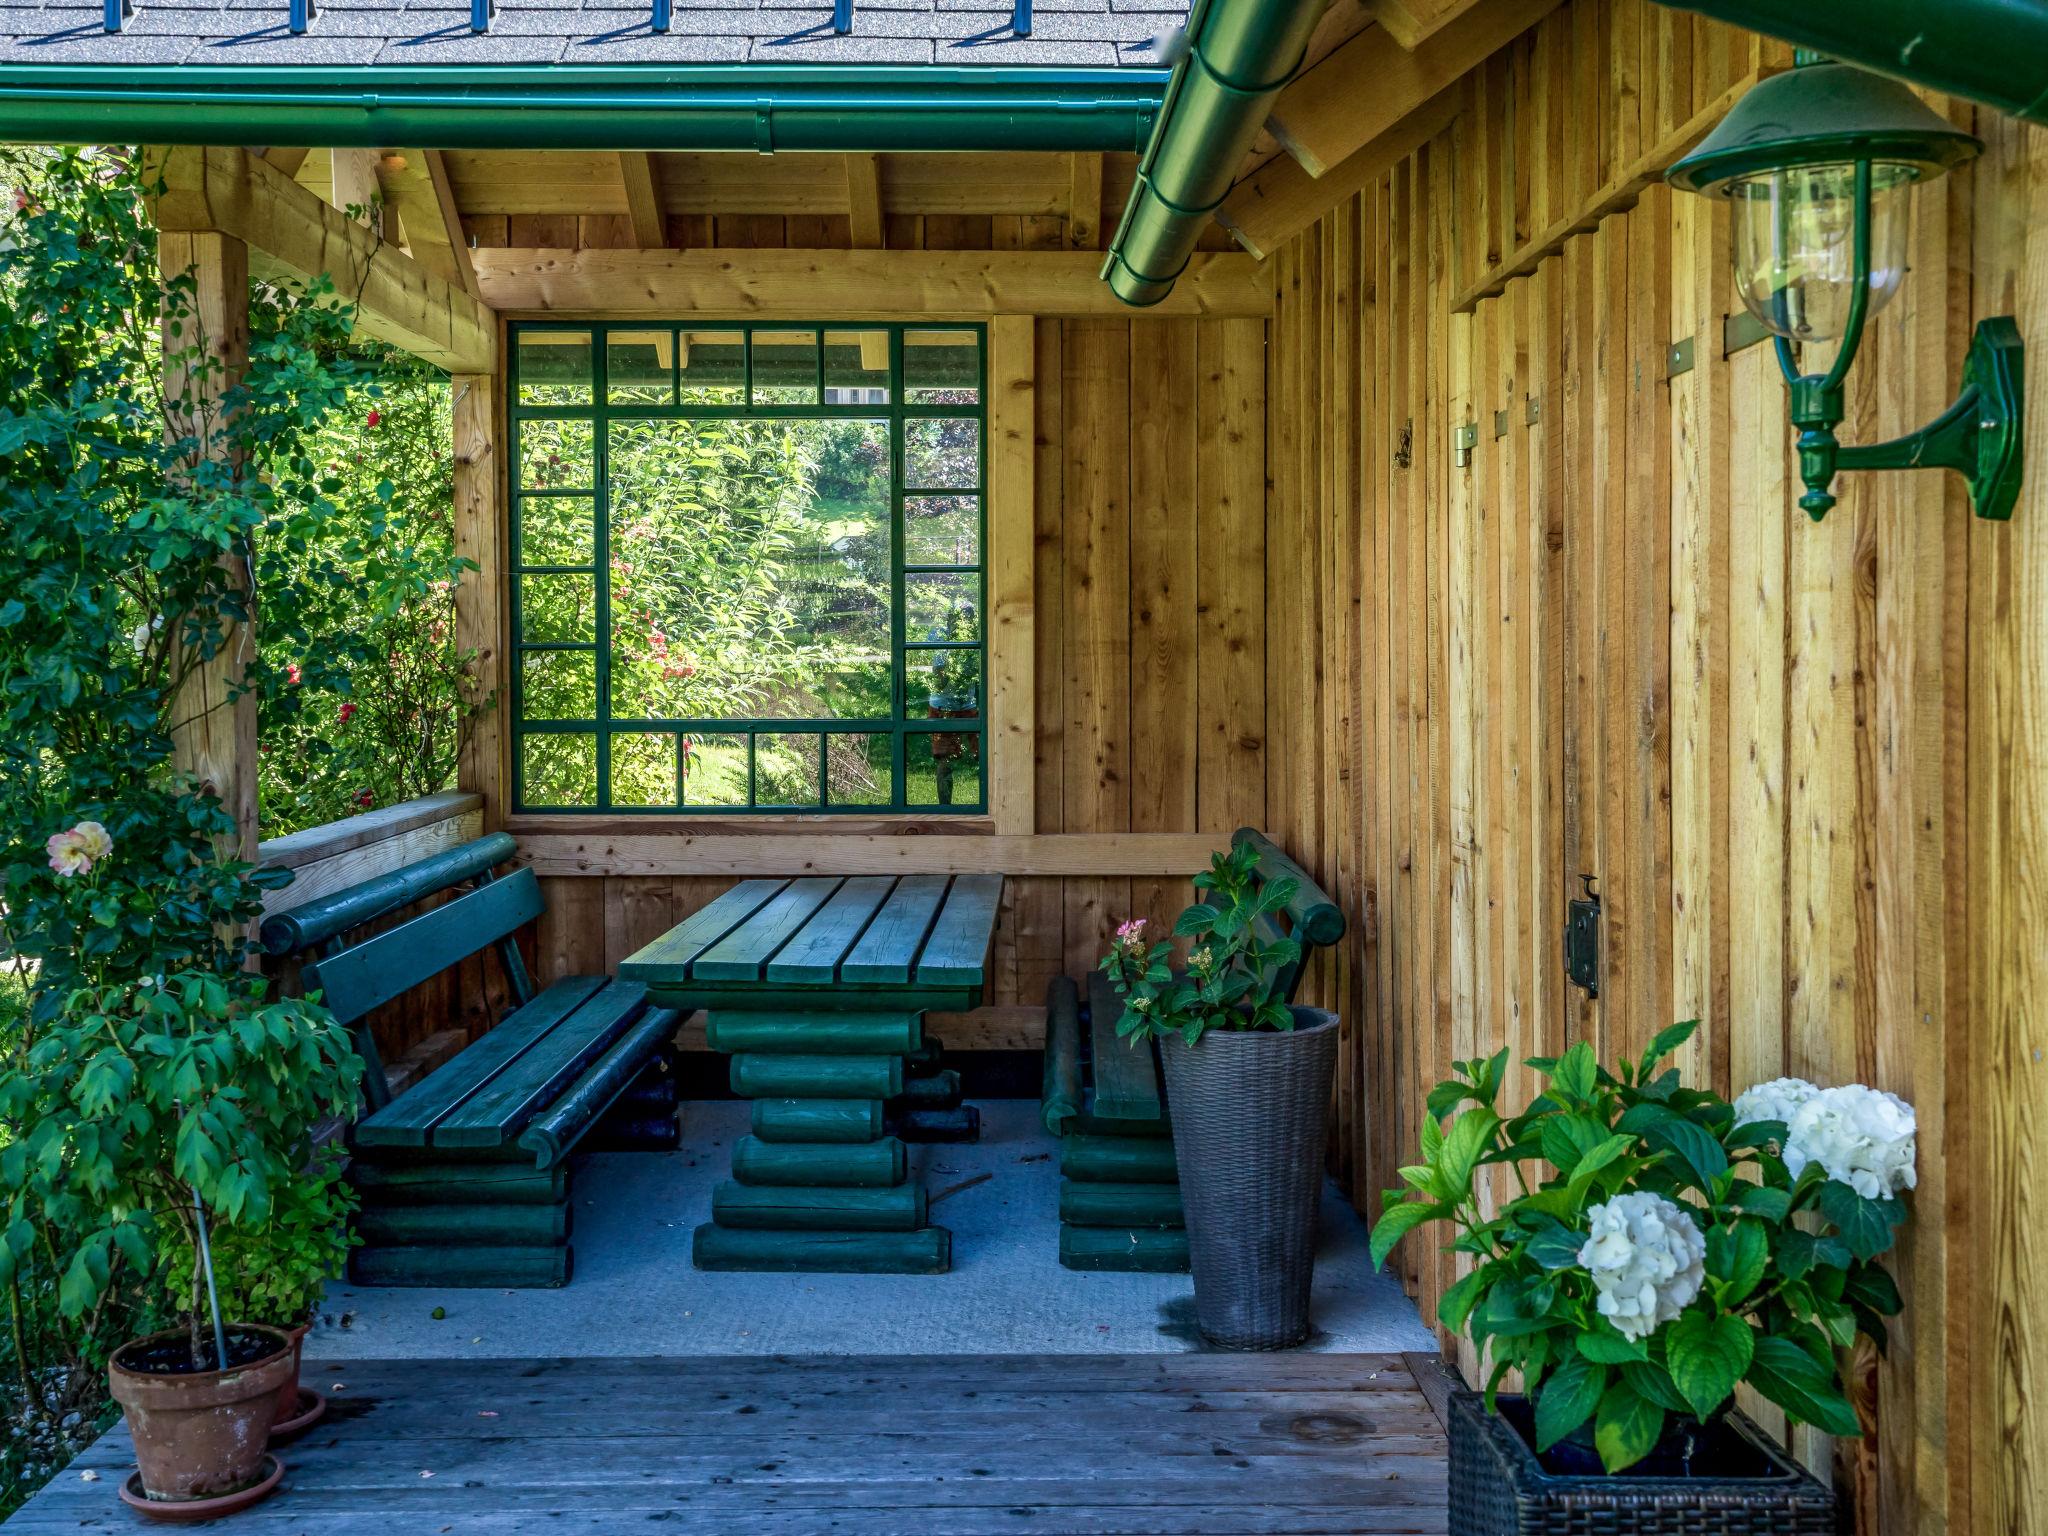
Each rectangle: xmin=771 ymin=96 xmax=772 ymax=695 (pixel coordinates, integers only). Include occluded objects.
xmin=329 ymin=145 xmax=383 ymax=230
xmin=1365 ymin=0 xmax=1488 ymax=49
xmin=260 ymin=146 xmax=310 ymax=178
xmin=1216 ymin=86 xmax=1460 ymax=259
xmin=1265 ymin=0 xmax=1562 ymax=176
xmin=147 ymin=145 xmax=496 ymax=374
xmin=844 ymin=153 xmax=885 ymax=249
xmin=470 ymin=247 xmax=1271 ymax=318
xmin=619 ymin=152 xmax=667 ymax=247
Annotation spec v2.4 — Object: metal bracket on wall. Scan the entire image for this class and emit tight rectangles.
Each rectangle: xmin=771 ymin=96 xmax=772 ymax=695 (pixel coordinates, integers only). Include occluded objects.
xmin=1723 ymin=309 xmax=1773 ymax=358
xmin=1564 ymin=874 xmax=1601 ymax=1000
xmin=1526 ymin=394 xmax=1541 ymax=426
xmin=1493 ymin=408 xmax=1511 ymax=439
xmin=1453 ymin=421 xmax=1478 ymax=468
xmin=1667 ymin=336 xmax=1696 ymax=379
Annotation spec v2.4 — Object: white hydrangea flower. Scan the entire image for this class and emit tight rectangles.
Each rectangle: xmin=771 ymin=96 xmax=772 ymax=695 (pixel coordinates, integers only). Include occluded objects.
xmin=1784 ymin=1084 xmax=1917 ymax=1201
xmin=1732 ymin=1076 xmax=1820 ymax=1133
xmin=1577 ymin=1192 xmax=1707 ymax=1342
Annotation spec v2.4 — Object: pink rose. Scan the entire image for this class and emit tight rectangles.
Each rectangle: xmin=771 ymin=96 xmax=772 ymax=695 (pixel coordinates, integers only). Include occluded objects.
xmin=46 ymin=820 xmax=112 ymax=878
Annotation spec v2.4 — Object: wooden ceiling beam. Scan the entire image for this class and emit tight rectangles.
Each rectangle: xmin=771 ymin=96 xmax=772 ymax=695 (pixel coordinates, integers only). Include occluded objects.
xmin=845 ymin=153 xmax=885 ymax=248
xmin=1068 ymin=152 xmax=1103 ymax=249
xmin=1265 ymin=0 xmax=1561 ymax=176
xmin=147 ymin=144 xmax=495 ymax=374
xmin=260 ymin=146 xmax=310 ymax=178
xmin=471 ymin=247 xmax=1271 ymax=319
xmin=375 ymin=148 xmax=480 ymax=300
xmin=1365 ymin=0 xmax=1488 ymax=49
xmin=329 ymin=145 xmax=383 ymax=230
xmin=1215 ymin=85 xmax=1460 ymax=259
xmin=619 ymin=152 xmax=667 ymax=247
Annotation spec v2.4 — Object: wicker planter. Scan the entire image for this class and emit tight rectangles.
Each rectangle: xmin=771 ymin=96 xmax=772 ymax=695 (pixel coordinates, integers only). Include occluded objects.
xmin=1158 ymin=1006 xmax=1338 ymax=1350
xmin=1448 ymin=1390 xmax=1836 ymax=1535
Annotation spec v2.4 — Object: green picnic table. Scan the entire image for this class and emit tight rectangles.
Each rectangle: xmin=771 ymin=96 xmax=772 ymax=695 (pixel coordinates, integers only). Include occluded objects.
xmin=618 ymin=873 xmax=1004 ymax=1274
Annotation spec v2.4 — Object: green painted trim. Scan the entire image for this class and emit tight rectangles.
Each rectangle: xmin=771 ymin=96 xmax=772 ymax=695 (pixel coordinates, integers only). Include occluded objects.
xmin=509 ymin=321 xmax=987 ymax=817
xmin=0 ymin=64 xmax=1167 ymax=151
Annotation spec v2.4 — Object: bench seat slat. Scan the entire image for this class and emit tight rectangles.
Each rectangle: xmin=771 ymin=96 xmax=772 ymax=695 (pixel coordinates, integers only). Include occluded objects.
xmin=912 ymin=873 xmax=1002 ymax=987
xmin=306 ymin=869 xmax=545 ymax=1026
xmin=766 ymin=876 xmax=897 ymax=984
xmin=1087 ymin=970 xmax=1162 ymax=1122
xmin=518 ymin=1005 xmax=681 ymax=1169
xmin=616 ymin=879 xmax=789 ymax=985
xmin=433 ymin=981 xmax=652 ymax=1150
xmin=353 ymin=976 xmax=607 ymax=1150
xmin=840 ymin=875 xmax=949 ymax=984
xmin=692 ymin=877 xmax=844 ymax=982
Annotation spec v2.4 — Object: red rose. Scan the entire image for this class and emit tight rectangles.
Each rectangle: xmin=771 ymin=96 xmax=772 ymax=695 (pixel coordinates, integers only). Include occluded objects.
xmin=365 ymin=409 xmax=381 ymax=428
xmin=338 ymin=701 xmax=357 ymax=724
xmin=355 ymin=789 xmax=374 ymax=809
xmin=286 ymin=662 xmax=302 ymax=686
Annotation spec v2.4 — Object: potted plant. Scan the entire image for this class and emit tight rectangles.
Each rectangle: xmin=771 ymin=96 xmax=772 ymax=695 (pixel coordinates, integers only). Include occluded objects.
xmin=1100 ymin=844 xmax=1335 ymax=1350
xmin=159 ymin=1156 xmax=359 ymax=1442
xmin=1371 ymin=1022 xmax=1912 ymax=1534
xmin=2 ymin=954 xmax=360 ymax=1516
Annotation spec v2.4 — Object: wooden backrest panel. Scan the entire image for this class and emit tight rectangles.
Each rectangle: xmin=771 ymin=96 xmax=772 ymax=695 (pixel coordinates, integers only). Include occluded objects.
xmin=304 ymin=867 xmax=546 ymax=1025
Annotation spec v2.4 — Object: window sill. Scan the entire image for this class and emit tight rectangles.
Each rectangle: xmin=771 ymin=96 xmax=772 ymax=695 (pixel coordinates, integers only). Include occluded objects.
xmin=504 ymin=813 xmax=996 ymax=837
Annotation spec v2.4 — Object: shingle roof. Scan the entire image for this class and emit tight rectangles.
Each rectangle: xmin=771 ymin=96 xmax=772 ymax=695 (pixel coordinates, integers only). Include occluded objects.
xmin=0 ymin=0 xmax=1188 ymax=67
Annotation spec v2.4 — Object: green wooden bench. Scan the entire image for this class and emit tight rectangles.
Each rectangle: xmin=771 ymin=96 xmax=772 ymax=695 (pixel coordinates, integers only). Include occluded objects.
xmin=263 ymin=834 xmax=681 ymax=1288
xmin=1040 ymin=828 xmax=1346 ymax=1273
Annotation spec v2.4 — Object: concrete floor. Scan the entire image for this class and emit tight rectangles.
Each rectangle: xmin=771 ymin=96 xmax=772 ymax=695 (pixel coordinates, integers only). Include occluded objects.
xmin=311 ymin=1099 xmax=1439 ymax=1361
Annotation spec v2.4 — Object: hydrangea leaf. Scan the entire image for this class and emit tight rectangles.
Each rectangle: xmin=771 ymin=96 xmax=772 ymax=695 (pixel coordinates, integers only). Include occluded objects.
xmin=1536 ymin=1354 xmax=1609 ymax=1452
xmin=1594 ymin=1378 xmax=1666 ymax=1473
xmin=1665 ymin=1311 xmax=1754 ymax=1418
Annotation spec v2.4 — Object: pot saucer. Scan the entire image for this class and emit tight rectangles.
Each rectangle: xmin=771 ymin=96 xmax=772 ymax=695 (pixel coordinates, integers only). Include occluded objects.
xmin=270 ymin=1389 xmax=327 ymax=1441
xmin=118 ymin=1454 xmax=283 ymax=1521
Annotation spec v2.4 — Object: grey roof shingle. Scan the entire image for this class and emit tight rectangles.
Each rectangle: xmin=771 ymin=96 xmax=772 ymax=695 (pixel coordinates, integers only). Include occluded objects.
xmin=0 ymin=0 xmax=1186 ymax=66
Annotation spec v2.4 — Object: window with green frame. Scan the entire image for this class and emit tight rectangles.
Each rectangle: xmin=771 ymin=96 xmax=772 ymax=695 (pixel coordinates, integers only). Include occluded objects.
xmin=509 ymin=322 xmax=987 ymax=815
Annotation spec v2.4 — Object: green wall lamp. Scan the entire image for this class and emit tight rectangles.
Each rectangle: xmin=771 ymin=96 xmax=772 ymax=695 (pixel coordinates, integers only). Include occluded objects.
xmin=1668 ymin=56 xmax=2025 ymax=521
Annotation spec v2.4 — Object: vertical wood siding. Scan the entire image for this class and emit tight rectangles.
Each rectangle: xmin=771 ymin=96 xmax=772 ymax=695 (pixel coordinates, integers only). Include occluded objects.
xmin=1260 ymin=2 xmax=2048 ymax=1533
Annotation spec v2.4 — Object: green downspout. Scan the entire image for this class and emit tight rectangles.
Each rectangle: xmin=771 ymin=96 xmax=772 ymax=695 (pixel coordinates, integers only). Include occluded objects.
xmin=0 ymin=65 xmax=1167 ymax=153
xmin=1652 ymin=0 xmax=2048 ymax=124
xmin=1100 ymin=0 xmax=1325 ymax=306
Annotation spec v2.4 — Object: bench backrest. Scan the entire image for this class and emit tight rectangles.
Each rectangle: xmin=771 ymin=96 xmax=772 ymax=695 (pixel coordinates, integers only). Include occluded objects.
xmin=287 ymin=837 xmax=540 ymax=1111
xmin=1232 ymin=827 xmax=1346 ymax=1003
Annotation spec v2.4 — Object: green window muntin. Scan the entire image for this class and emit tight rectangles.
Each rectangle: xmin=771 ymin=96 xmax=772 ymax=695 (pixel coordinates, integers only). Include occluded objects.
xmin=508 ymin=322 xmax=987 ymax=816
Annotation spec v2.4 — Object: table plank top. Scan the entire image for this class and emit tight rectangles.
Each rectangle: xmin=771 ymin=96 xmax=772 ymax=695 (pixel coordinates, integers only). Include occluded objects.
xmin=618 ymin=874 xmax=1004 ymax=998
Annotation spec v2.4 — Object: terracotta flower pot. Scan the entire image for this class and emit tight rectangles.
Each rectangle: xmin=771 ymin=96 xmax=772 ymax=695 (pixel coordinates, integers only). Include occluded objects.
xmin=108 ymin=1325 xmax=293 ymax=1503
xmin=271 ymin=1321 xmax=311 ymax=1425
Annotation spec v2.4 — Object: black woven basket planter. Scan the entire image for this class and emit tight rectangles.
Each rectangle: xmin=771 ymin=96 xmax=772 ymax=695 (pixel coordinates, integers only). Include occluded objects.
xmin=1448 ymin=1390 xmax=1836 ymax=1535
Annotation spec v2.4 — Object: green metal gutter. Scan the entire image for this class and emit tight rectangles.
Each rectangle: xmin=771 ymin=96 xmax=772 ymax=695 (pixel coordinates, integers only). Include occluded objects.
xmin=1100 ymin=0 xmax=1324 ymax=306
xmin=0 ymin=65 xmax=1168 ymax=152
xmin=1652 ymin=0 xmax=2048 ymax=124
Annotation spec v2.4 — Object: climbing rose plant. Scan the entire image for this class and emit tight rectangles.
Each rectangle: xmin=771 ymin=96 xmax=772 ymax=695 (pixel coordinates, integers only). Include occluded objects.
xmin=1371 ymin=1022 xmax=1911 ymax=1472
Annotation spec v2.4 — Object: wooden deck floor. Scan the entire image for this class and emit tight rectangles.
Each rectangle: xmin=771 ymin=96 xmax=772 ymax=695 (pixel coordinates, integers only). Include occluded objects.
xmin=13 ymin=1352 xmax=1450 ymax=1535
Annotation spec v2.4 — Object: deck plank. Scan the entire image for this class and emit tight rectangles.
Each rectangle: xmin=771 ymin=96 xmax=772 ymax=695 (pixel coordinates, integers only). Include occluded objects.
xmin=11 ymin=1353 xmax=1448 ymax=1534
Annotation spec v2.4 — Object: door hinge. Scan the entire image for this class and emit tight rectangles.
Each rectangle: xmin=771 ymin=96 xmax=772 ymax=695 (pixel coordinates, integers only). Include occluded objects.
xmin=1453 ymin=421 xmax=1477 ymax=468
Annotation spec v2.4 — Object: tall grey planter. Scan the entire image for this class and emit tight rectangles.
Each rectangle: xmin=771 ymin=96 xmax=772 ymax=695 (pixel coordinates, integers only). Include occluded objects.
xmin=1158 ymin=1006 xmax=1339 ymax=1350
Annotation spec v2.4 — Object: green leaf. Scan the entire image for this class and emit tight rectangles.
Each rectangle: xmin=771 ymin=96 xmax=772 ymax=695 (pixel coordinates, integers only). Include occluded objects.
xmin=1779 ymin=1228 xmax=1851 ymax=1282
xmin=1818 ymin=1179 xmax=1903 ymax=1262
xmin=1616 ymin=1102 xmax=1728 ymax=1189
xmin=1369 ymin=1199 xmax=1447 ymax=1270
xmin=1638 ymin=1019 xmax=1700 ymax=1079
xmin=1594 ymin=1379 xmax=1666 ymax=1473
xmin=1843 ymin=1261 xmax=1903 ymax=1318
xmin=1539 ymin=1113 xmax=1608 ymax=1176
xmin=1522 ymin=1215 xmax=1585 ymax=1272
xmin=1707 ymin=1217 xmax=1769 ymax=1305
xmin=1577 ymin=1326 xmax=1649 ymax=1365
xmin=1750 ymin=1338 xmax=1862 ymax=1437
xmin=1732 ymin=1183 xmax=1793 ymax=1223
xmin=1437 ymin=1264 xmax=1491 ymax=1335
xmin=1434 ymin=1107 xmax=1500 ymax=1203
xmin=1551 ymin=1041 xmax=1598 ymax=1104
xmin=1665 ymin=1312 xmax=1755 ymax=1419
xmin=1536 ymin=1354 xmax=1609 ymax=1452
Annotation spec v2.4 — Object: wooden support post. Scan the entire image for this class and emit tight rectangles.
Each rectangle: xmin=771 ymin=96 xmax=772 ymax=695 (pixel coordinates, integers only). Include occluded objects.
xmin=452 ymin=372 xmax=505 ymax=829
xmin=159 ymin=231 xmax=257 ymax=859
xmin=330 ymin=146 xmax=383 ymax=234
xmin=987 ymin=315 xmax=1037 ymax=837
xmin=1068 ymin=153 xmax=1103 ymax=249
xmin=845 ymin=153 xmax=885 ymax=250
xmin=619 ymin=152 xmax=666 ymax=247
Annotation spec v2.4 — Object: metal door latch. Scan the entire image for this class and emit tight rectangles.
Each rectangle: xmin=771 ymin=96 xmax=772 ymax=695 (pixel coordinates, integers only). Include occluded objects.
xmin=1564 ymin=873 xmax=1600 ymax=1000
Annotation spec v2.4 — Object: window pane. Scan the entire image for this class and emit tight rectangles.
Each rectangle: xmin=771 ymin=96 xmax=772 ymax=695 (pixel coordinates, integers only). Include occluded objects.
xmin=907 ymin=572 xmax=981 ymax=644
xmin=521 ymin=650 xmax=596 ymax=718
xmin=752 ymin=330 xmax=819 ymax=405
xmin=826 ymin=733 xmax=895 ymax=807
xmin=683 ymin=733 xmax=749 ymax=807
xmin=606 ymin=418 xmax=892 ymax=722
xmin=825 ymin=330 xmax=891 ymax=400
xmin=523 ymin=733 xmax=597 ymax=805
xmin=517 ymin=331 xmax=593 ymax=406
xmin=519 ymin=418 xmax=594 ymax=492
xmin=518 ymin=496 xmax=594 ymax=567
xmin=905 ymin=418 xmax=978 ymax=490
xmin=680 ymin=330 xmax=745 ymax=404
xmin=755 ymin=732 xmax=821 ymax=807
xmin=907 ymin=647 xmax=979 ymax=715
xmin=610 ymin=732 xmax=679 ymax=807
xmin=608 ymin=330 xmax=673 ymax=405
xmin=905 ymin=330 xmax=980 ymax=404
xmin=904 ymin=494 xmax=979 ymax=567
xmin=519 ymin=575 xmax=596 ymax=643
xmin=906 ymin=732 xmax=980 ymax=808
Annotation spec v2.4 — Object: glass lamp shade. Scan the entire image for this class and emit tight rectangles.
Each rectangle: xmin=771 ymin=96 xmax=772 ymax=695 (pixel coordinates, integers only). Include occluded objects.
xmin=1728 ymin=161 xmax=1915 ymax=343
